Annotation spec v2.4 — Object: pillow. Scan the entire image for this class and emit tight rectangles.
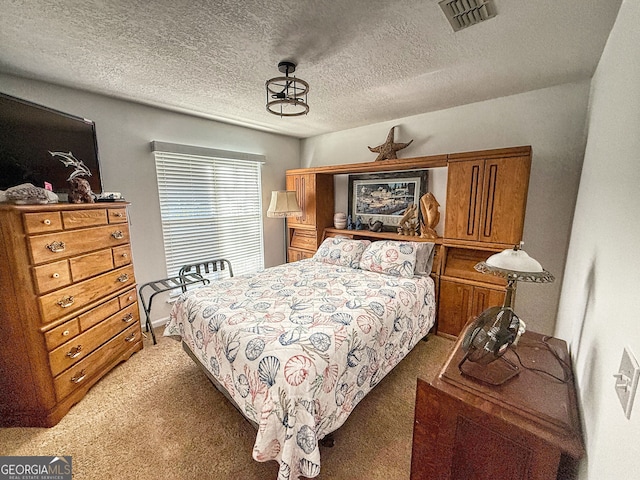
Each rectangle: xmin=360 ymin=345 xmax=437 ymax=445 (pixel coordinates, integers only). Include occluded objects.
xmin=413 ymin=242 xmax=436 ymax=276
xmin=312 ymin=237 xmax=371 ymax=268
xmin=359 ymin=240 xmax=418 ymax=278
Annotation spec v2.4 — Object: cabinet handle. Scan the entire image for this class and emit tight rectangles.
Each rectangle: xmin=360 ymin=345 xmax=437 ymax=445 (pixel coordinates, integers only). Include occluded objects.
xmin=125 ymin=332 xmax=137 ymax=342
xmin=113 ymin=212 xmax=124 ymax=218
xmin=57 ymin=295 xmax=75 ymax=308
xmin=121 ymin=253 xmax=128 ymax=258
xmin=43 ymin=219 xmax=52 ymax=225
xmin=52 ymin=272 xmax=60 ymax=278
xmin=71 ymin=370 xmax=86 ymax=384
xmin=122 ymin=312 xmax=134 ymax=323
xmin=46 ymin=241 xmax=66 ymax=253
xmin=62 ymin=330 xmax=70 ymax=337
xmin=127 ymin=295 xmax=134 ymax=301
xmin=117 ymin=273 xmax=129 ymax=283
xmin=111 ymin=230 xmax=124 ymax=239
xmin=66 ymin=345 xmax=82 ymax=358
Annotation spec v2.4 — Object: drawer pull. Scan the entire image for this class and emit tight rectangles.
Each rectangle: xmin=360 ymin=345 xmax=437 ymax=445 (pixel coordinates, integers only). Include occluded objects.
xmin=46 ymin=241 xmax=66 ymax=253
xmin=113 ymin=212 xmax=124 ymax=218
xmin=117 ymin=273 xmax=129 ymax=283
xmin=111 ymin=230 xmax=124 ymax=239
xmin=57 ymin=295 xmax=75 ymax=308
xmin=71 ymin=370 xmax=86 ymax=384
xmin=62 ymin=330 xmax=70 ymax=337
xmin=122 ymin=312 xmax=134 ymax=323
xmin=52 ymin=272 xmax=60 ymax=279
xmin=122 ymin=253 xmax=129 ymax=258
xmin=43 ymin=219 xmax=52 ymax=225
xmin=127 ymin=295 xmax=134 ymax=301
xmin=125 ymin=332 xmax=137 ymax=342
xmin=66 ymin=345 xmax=82 ymax=358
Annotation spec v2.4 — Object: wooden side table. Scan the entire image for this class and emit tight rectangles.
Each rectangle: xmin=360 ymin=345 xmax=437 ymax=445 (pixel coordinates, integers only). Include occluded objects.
xmin=410 ymin=330 xmax=584 ymax=480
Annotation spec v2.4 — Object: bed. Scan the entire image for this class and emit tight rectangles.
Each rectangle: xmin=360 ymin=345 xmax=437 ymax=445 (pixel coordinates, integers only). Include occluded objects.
xmin=163 ymin=238 xmax=437 ymax=479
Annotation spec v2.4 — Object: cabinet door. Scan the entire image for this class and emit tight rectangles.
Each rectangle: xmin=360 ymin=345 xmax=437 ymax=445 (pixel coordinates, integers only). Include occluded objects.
xmin=471 ymin=286 xmax=505 ymax=318
xmin=478 ymin=156 xmax=530 ymax=244
xmin=446 ymin=155 xmax=530 ymax=245
xmin=438 ymin=279 xmax=474 ymax=337
xmin=286 ymin=174 xmax=316 ymax=226
xmin=445 ymin=160 xmax=485 ymax=241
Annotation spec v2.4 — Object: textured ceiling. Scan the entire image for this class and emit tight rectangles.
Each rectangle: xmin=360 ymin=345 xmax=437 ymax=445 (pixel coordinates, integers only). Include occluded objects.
xmin=0 ymin=0 xmax=622 ymax=138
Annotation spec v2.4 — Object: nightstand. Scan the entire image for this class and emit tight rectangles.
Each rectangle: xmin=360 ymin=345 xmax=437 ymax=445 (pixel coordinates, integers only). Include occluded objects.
xmin=410 ymin=330 xmax=584 ymax=480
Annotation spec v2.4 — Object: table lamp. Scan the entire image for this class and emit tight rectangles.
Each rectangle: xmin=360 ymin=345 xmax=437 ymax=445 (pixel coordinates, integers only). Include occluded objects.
xmin=458 ymin=243 xmax=554 ymax=385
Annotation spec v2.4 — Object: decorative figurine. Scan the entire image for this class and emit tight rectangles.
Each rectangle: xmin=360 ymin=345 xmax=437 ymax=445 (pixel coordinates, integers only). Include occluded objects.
xmin=49 ymin=151 xmax=95 ymax=203
xmin=397 ymin=204 xmax=418 ymax=236
xmin=368 ymin=126 xmax=414 ymax=161
xmin=68 ymin=177 xmax=94 ymax=204
xmin=368 ymin=219 xmax=383 ymax=232
xmin=355 ymin=216 xmax=364 ymax=230
xmin=347 ymin=215 xmax=354 ymax=230
xmin=419 ymin=192 xmax=440 ymax=239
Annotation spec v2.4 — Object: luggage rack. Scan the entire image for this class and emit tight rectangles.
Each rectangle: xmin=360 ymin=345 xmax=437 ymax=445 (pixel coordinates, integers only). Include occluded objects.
xmin=138 ymin=273 xmax=210 ymax=345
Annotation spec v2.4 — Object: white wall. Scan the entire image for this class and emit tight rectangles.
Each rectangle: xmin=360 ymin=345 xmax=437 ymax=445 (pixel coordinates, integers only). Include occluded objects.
xmin=0 ymin=73 xmax=299 ymax=320
xmin=555 ymin=0 xmax=640 ymax=478
xmin=301 ymin=82 xmax=591 ymax=334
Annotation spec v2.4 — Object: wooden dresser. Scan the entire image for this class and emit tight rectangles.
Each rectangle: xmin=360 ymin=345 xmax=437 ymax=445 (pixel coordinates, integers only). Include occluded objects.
xmin=0 ymin=202 xmax=143 ymax=427
xmin=410 ymin=330 xmax=584 ymax=480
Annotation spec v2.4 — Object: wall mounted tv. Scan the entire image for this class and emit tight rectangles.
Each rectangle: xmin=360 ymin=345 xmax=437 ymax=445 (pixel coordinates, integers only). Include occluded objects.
xmin=0 ymin=93 xmax=103 ymax=194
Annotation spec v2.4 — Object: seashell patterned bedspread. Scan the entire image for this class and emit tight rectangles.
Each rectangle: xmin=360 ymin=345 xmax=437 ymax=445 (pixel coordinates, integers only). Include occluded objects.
xmin=163 ymin=259 xmax=436 ymax=479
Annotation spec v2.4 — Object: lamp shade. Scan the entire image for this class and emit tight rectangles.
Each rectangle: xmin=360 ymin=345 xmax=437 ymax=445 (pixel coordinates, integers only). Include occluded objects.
xmin=266 ymin=190 xmax=302 ymax=218
xmin=486 ymin=248 xmax=543 ymax=273
xmin=474 ymin=245 xmax=554 ymax=283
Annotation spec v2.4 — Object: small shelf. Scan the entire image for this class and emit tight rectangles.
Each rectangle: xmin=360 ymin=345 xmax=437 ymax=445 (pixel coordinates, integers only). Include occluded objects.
xmin=324 ymin=227 xmax=442 ymax=243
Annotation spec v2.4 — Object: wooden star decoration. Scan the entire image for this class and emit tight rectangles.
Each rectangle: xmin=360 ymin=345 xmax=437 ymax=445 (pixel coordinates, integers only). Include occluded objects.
xmin=368 ymin=126 xmax=413 ymax=161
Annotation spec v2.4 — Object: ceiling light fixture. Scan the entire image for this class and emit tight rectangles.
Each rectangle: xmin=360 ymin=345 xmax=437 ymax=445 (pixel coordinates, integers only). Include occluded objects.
xmin=265 ymin=61 xmax=309 ymax=117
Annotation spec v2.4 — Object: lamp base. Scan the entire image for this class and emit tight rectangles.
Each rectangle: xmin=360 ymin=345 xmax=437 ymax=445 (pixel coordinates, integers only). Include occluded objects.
xmin=458 ymin=353 xmax=520 ymax=386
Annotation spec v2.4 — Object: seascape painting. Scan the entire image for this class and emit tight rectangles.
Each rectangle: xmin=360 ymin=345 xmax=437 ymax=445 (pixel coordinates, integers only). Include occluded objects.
xmin=348 ymin=171 xmax=428 ymax=230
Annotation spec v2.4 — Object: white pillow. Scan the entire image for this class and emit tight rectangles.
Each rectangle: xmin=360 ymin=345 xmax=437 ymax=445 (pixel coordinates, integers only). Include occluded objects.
xmin=359 ymin=240 xmax=418 ymax=278
xmin=313 ymin=237 xmax=371 ymax=268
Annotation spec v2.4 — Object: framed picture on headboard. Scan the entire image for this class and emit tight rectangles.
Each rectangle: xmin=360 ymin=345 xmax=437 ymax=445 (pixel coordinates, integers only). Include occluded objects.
xmin=348 ymin=170 xmax=428 ymax=231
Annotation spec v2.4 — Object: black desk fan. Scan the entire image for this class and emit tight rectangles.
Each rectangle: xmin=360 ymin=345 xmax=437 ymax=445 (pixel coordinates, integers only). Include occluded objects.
xmin=459 ymin=243 xmax=554 ymax=385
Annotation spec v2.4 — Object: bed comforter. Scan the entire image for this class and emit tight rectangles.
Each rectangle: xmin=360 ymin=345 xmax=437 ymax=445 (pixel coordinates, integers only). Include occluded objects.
xmin=164 ymin=259 xmax=436 ymax=479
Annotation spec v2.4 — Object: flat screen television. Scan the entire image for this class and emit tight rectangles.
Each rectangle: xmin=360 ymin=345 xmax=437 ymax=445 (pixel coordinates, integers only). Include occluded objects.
xmin=0 ymin=92 xmax=103 ymax=195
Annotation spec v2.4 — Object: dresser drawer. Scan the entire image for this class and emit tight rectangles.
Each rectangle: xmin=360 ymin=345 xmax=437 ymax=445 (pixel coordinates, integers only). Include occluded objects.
xmin=61 ymin=209 xmax=108 ymax=229
xmin=290 ymin=229 xmax=318 ymax=251
xmin=53 ymin=323 xmax=141 ymax=401
xmin=107 ymin=207 xmax=128 ymax=224
xmin=69 ymin=249 xmax=115 ymax=282
xmin=49 ymin=303 xmax=140 ymax=376
xmin=39 ymin=265 xmax=136 ymax=323
xmin=112 ymin=245 xmax=132 ymax=268
xmin=44 ymin=318 xmax=81 ymax=351
xmin=23 ymin=212 xmax=63 ymax=234
xmin=118 ymin=288 xmax=137 ymax=309
xmin=28 ymin=224 xmax=130 ymax=264
xmin=32 ymin=259 xmax=72 ymax=294
xmin=78 ymin=297 xmax=120 ymax=331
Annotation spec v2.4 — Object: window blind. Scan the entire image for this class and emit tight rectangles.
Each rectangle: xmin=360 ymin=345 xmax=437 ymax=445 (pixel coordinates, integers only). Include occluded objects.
xmin=152 ymin=142 xmax=265 ymax=280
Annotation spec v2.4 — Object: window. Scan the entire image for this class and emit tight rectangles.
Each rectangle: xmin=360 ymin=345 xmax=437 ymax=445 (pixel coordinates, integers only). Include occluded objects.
xmin=151 ymin=141 xmax=264 ymax=280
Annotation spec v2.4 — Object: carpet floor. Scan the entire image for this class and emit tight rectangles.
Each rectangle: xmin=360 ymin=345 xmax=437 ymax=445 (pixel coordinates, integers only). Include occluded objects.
xmin=0 ymin=330 xmax=453 ymax=480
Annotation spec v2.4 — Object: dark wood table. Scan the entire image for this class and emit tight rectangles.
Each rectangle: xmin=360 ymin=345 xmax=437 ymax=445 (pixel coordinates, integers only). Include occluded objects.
xmin=410 ymin=330 xmax=585 ymax=480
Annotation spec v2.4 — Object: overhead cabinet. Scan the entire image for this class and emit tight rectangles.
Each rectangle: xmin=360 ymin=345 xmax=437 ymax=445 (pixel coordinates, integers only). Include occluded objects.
xmin=445 ymin=147 xmax=531 ymax=245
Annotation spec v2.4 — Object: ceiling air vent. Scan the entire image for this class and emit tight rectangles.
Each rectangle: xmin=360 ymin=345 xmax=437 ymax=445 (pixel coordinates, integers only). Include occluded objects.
xmin=439 ymin=0 xmax=496 ymax=32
